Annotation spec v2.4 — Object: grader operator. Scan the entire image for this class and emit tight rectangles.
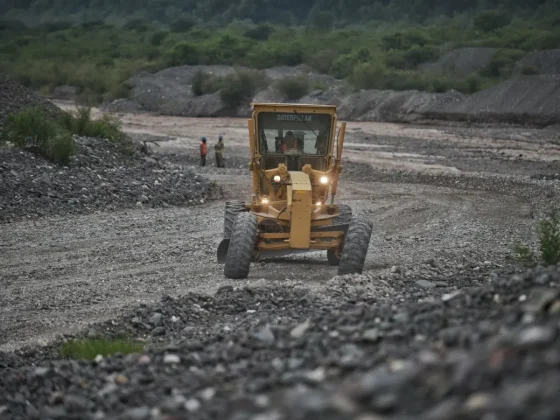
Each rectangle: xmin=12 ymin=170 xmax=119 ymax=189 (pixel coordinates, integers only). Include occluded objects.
xmin=217 ymin=103 xmax=373 ymax=279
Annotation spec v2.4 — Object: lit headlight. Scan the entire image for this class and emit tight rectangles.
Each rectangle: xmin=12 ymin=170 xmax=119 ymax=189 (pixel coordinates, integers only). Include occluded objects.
xmin=273 ymin=175 xmax=281 ymax=182
xmin=320 ymin=176 xmax=329 ymax=184
xmin=261 ymin=196 xmax=269 ymax=203
xmin=316 ymin=201 xmax=322 ymax=206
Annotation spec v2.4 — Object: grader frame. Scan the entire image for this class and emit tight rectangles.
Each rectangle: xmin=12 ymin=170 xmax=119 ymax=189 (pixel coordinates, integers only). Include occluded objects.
xmin=217 ymin=102 xmax=373 ymax=279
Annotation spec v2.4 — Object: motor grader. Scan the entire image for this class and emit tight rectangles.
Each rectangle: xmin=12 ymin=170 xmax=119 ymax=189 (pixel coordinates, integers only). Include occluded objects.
xmin=217 ymin=102 xmax=373 ymax=279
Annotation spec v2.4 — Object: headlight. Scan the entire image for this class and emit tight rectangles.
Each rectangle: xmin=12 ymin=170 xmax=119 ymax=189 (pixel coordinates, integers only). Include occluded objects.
xmin=316 ymin=201 xmax=322 ymax=206
xmin=261 ymin=196 xmax=269 ymax=203
xmin=320 ymin=176 xmax=329 ymax=184
xmin=273 ymin=175 xmax=281 ymax=182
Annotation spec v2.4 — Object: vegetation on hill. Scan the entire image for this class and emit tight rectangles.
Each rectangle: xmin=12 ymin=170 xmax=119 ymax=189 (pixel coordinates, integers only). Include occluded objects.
xmin=2 ymin=0 xmax=559 ymax=26
xmin=1 ymin=106 xmax=127 ymax=164
xmin=0 ymin=2 xmax=559 ymax=103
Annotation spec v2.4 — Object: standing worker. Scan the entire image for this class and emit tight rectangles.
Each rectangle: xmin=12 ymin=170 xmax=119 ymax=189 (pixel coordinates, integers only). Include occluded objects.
xmin=215 ymin=135 xmax=225 ymax=168
xmin=200 ymin=137 xmax=207 ymax=166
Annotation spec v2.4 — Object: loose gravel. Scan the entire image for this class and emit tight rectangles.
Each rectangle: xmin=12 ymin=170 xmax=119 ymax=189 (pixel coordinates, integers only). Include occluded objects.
xmin=0 ymin=136 xmax=223 ymax=222
xmin=1 ymin=265 xmax=559 ymax=419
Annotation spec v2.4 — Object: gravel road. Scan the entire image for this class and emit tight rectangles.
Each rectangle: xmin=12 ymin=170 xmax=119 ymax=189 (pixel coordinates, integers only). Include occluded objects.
xmin=2 ymin=103 xmax=558 ymax=352
xmin=1 ymin=100 xmax=560 ymax=419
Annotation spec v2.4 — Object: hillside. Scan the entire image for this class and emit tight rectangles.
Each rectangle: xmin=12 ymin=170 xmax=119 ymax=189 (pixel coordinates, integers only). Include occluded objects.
xmin=2 ymin=0 xmax=560 ymax=25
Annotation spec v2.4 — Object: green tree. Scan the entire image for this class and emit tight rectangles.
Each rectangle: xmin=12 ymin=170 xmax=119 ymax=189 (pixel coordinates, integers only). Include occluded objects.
xmin=474 ymin=10 xmax=511 ymax=33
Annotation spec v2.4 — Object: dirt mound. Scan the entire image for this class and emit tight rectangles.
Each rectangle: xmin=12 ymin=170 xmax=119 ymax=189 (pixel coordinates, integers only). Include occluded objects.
xmin=1 ymin=264 xmax=559 ymax=419
xmin=104 ymin=64 xmax=339 ymax=116
xmin=0 ymin=137 xmax=222 ymax=223
xmin=336 ymin=88 xmax=465 ymax=122
xmin=102 ymin=64 xmax=560 ymax=126
xmin=0 ymin=75 xmax=61 ymax=129
xmin=515 ymin=49 xmax=560 ymax=75
xmin=420 ymin=47 xmax=497 ymax=75
xmin=425 ymin=75 xmax=560 ymax=125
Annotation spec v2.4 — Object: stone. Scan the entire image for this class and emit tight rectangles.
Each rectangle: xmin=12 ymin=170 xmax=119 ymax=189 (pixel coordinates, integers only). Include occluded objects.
xmin=149 ymin=312 xmax=163 ymax=326
xmin=516 ymin=326 xmax=556 ymax=348
xmin=415 ymin=279 xmax=437 ymax=289
xmin=362 ymin=328 xmax=380 ymax=342
xmin=253 ymin=324 xmax=275 ymax=344
xmin=290 ymin=319 xmax=311 ymax=338
xmin=163 ymin=354 xmax=181 ymax=364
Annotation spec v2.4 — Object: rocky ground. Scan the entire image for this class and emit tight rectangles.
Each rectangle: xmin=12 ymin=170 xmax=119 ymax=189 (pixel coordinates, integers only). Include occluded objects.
xmin=1 ymin=265 xmax=559 ymax=420
xmin=1 ymin=87 xmax=560 ymax=419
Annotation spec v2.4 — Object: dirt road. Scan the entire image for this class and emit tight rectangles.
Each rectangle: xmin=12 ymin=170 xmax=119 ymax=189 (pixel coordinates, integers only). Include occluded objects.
xmin=1 ymin=102 xmax=558 ymax=351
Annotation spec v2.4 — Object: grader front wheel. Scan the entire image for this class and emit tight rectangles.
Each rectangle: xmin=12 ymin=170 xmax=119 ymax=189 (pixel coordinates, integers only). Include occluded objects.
xmin=224 ymin=212 xmax=258 ymax=279
xmin=334 ymin=204 xmax=352 ymax=224
xmin=223 ymin=200 xmax=246 ymax=239
xmin=337 ymin=215 xmax=373 ymax=275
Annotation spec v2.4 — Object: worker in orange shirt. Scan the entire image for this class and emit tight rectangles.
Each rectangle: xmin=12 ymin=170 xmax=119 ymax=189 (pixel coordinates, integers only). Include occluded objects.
xmin=200 ymin=137 xmax=208 ymax=166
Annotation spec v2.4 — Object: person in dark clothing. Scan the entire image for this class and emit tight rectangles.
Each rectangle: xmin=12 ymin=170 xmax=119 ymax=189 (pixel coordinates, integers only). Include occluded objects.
xmin=200 ymin=137 xmax=207 ymax=166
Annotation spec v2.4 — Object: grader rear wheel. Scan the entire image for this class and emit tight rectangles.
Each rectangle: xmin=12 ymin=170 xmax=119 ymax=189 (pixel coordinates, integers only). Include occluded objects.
xmin=337 ymin=215 xmax=373 ymax=275
xmin=224 ymin=212 xmax=258 ymax=279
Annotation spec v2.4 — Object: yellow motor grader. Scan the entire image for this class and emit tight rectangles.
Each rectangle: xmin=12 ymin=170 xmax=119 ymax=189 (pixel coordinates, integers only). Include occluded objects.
xmin=217 ymin=102 xmax=373 ymax=279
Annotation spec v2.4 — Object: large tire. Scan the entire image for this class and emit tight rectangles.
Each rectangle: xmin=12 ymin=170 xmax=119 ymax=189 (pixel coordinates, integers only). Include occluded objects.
xmin=337 ymin=215 xmax=373 ymax=276
xmin=327 ymin=205 xmax=353 ymax=266
xmin=333 ymin=204 xmax=352 ymax=224
xmin=224 ymin=212 xmax=258 ymax=279
xmin=223 ymin=201 xmax=246 ymax=239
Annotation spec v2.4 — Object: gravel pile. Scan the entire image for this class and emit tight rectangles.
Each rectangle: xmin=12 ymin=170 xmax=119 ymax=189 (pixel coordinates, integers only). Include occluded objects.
xmin=0 ymin=137 xmax=223 ymax=222
xmin=0 ymin=75 xmax=61 ymax=129
xmin=1 ymin=264 xmax=559 ymax=419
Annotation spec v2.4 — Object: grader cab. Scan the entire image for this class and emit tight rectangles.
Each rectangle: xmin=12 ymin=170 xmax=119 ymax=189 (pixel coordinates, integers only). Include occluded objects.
xmin=217 ymin=103 xmax=373 ymax=279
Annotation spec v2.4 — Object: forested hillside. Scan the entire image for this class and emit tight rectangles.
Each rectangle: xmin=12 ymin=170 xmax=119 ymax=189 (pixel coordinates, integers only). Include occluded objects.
xmin=2 ymin=0 xmax=560 ymax=25
xmin=1 ymin=0 xmax=559 ymax=106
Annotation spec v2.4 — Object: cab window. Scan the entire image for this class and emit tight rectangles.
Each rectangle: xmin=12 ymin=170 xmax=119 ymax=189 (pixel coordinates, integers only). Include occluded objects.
xmin=257 ymin=112 xmax=331 ymax=156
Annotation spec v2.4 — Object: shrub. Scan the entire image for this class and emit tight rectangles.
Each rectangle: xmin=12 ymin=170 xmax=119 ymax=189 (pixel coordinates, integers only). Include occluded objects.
xmin=330 ymin=53 xmax=358 ymax=78
xmin=107 ymin=81 xmax=133 ymax=100
xmin=170 ymin=16 xmax=196 ymax=32
xmin=0 ymin=20 xmax=27 ymax=32
xmin=60 ymin=338 xmax=144 ymax=360
xmin=244 ymin=24 xmax=273 ymax=40
xmin=2 ymin=106 xmax=76 ymax=165
xmin=123 ymin=18 xmax=149 ymax=32
xmin=149 ymin=30 xmax=168 ymax=46
xmin=350 ymin=62 xmax=388 ymax=90
xmin=479 ymin=48 xmax=525 ymax=78
xmin=514 ymin=208 xmax=560 ymax=267
xmin=219 ymin=69 xmax=267 ymax=107
xmin=381 ymin=29 xmax=431 ymax=50
xmin=59 ymin=107 xmax=125 ymax=142
xmin=474 ymin=10 xmax=511 ymax=33
xmin=191 ymin=70 xmax=220 ymax=96
xmin=167 ymin=42 xmax=199 ymax=66
xmin=274 ymin=74 xmax=310 ymax=99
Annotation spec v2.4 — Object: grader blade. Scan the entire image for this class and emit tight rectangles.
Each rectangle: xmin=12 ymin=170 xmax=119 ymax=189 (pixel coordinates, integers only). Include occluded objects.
xmin=217 ymin=238 xmax=230 ymax=263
